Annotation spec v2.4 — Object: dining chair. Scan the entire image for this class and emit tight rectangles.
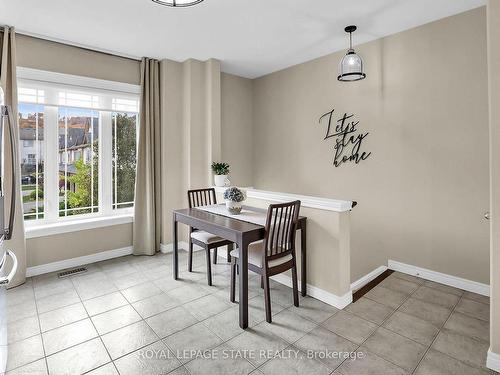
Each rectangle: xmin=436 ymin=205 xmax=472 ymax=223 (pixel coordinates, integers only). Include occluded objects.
xmin=229 ymin=200 xmax=301 ymax=323
xmin=187 ymin=188 xmax=234 ymax=286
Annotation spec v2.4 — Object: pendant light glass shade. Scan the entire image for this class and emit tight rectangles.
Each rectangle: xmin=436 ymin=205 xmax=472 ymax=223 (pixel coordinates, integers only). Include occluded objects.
xmin=338 ymin=26 xmax=366 ymax=82
xmin=152 ymin=0 xmax=204 ymax=7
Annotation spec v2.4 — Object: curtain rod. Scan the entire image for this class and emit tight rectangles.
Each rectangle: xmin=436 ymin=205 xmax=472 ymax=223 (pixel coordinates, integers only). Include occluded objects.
xmin=0 ymin=25 xmax=143 ymax=62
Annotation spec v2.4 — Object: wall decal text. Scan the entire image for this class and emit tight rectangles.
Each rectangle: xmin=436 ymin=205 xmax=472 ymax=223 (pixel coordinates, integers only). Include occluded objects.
xmin=318 ymin=108 xmax=371 ymax=167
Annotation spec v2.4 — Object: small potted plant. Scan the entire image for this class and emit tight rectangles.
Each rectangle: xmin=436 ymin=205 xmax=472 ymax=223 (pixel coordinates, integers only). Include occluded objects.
xmin=223 ymin=187 xmax=246 ymax=214
xmin=212 ymin=162 xmax=230 ymax=187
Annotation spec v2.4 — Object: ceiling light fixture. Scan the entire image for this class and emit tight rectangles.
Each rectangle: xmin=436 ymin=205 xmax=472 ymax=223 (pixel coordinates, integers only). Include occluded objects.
xmin=152 ymin=0 xmax=204 ymax=7
xmin=338 ymin=25 xmax=366 ymax=82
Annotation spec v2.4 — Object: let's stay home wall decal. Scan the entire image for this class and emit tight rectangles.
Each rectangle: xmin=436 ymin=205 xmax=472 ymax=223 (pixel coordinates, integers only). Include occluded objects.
xmin=318 ymin=108 xmax=371 ymax=167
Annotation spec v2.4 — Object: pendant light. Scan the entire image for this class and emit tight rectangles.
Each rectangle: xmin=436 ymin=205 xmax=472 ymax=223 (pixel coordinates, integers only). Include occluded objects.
xmin=338 ymin=25 xmax=366 ymax=82
xmin=152 ymin=0 xmax=204 ymax=7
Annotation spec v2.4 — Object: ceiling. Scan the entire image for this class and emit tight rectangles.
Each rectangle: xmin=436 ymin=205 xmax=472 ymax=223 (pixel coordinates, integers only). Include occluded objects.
xmin=0 ymin=0 xmax=485 ymax=78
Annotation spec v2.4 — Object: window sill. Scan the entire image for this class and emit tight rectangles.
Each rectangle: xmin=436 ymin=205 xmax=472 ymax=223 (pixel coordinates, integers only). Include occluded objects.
xmin=25 ymin=213 xmax=134 ymax=239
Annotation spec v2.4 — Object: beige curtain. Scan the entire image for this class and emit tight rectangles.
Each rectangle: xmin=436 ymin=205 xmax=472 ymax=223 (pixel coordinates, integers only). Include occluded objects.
xmin=133 ymin=58 xmax=162 ymax=256
xmin=0 ymin=27 xmax=26 ymax=287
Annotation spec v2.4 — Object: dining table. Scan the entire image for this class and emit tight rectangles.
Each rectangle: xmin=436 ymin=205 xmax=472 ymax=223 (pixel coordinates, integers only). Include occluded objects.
xmin=172 ymin=204 xmax=307 ymax=329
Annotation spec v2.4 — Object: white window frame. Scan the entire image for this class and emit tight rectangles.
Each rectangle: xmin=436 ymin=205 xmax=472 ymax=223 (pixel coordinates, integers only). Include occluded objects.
xmin=17 ymin=68 xmax=140 ymax=236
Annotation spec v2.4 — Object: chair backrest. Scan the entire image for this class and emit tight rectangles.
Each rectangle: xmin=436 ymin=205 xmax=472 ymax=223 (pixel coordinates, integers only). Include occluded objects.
xmin=263 ymin=200 xmax=301 ymax=262
xmin=188 ymin=188 xmax=217 ymax=208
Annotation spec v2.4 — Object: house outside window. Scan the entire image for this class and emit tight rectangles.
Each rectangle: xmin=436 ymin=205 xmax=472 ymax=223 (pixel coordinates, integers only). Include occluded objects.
xmin=17 ymin=68 xmax=140 ymax=223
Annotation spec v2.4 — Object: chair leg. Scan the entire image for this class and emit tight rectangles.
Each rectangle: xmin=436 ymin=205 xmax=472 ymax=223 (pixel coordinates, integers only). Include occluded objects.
xmin=188 ymin=239 xmax=194 ymax=272
xmin=261 ymin=275 xmax=264 ymax=289
xmin=227 ymin=244 xmax=232 ymax=263
xmin=291 ymin=262 xmax=299 ymax=307
xmin=205 ymin=246 xmax=212 ymax=286
xmin=263 ymin=274 xmax=272 ymax=323
xmin=230 ymin=259 xmax=236 ymax=303
xmin=213 ymin=248 xmax=218 ymax=264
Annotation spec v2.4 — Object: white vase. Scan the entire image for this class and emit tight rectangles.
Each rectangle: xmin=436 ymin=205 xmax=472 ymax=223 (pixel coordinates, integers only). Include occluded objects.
xmin=226 ymin=200 xmax=242 ymax=215
xmin=214 ymin=174 xmax=229 ymax=187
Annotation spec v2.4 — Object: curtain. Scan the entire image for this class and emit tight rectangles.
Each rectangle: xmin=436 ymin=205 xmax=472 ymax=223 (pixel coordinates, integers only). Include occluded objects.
xmin=133 ymin=58 xmax=162 ymax=256
xmin=0 ymin=27 xmax=27 ymax=288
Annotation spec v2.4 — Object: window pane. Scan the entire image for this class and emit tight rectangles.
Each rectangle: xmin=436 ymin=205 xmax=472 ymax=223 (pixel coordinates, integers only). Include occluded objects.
xmin=18 ymin=88 xmax=45 ymax=104
xmin=112 ymin=112 xmax=137 ymax=210
xmin=59 ymin=92 xmax=99 ymax=109
xmin=19 ymin=103 xmax=44 ymax=220
xmin=112 ymin=98 xmax=139 ymax=113
xmin=58 ymin=107 xmax=99 ymax=217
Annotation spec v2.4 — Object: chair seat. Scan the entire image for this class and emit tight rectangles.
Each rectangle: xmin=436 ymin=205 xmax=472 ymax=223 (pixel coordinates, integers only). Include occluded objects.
xmin=191 ymin=231 xmax=225 ymax=244
xmin=230 ymin=241 xmax=292 ymax=268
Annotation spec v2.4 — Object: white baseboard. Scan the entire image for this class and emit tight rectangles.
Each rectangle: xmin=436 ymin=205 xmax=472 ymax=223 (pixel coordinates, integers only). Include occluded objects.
xmin=487 ymin=349 xmax=500 ymax=372
xmin=270 ymin=273 xmax=352 ymax=309
xmin=216 ymin=250 xmax=352 ymax=309
xmin=160 ymin=241 xmax=190 ymax=254
xmin=27 ymin=241 xmax=202 ymax=277
xmin=350 ymin=266 xmax=388 ymax=292
xmin=388 ymin=259 xmax=490 ymax=296
xmin=26 ymin=246 xmax=134 ymax=277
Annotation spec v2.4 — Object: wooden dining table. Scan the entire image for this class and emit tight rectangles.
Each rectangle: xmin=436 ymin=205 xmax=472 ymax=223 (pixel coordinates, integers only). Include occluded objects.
xmin=172 ymin=205 xmax=307 ymax=329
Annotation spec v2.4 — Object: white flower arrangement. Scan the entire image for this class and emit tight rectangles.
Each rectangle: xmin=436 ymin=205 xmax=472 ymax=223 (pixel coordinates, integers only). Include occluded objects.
xmin=223 ymin=187 xmax=246 ymax=202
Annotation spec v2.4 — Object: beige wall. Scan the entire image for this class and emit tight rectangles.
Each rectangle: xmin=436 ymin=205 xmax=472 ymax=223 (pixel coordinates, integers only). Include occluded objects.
xmin=221 ymin=73 xmax=254 ymax=187
xmin=182 ymin=59 xmax=220 ymax=189
xmin=252 ymin=7 xmax=490 ymax=283
xmin=488 ymin=0 xmax=500 ymax=357
xmin=16 ymin=35 xmax=140 ymax=85
xmin=161 ymin=58 xmax=223 ymax=245
xmin=27 ymin=224 xmax=133 ymax=267
xmin=246 ymin=198 xmax=351 ymax=297
xmin=214 ymin=191 xmax=352 ymax=297
xmin=160 ymin=59 xmax=185 ymax=244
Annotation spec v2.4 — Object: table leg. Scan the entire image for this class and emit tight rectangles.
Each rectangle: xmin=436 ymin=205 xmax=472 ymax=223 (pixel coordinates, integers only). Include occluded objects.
xmin=238 ymin=236 xmax=249 ymax=329
xmin=301 ymin=223 xmax=307 ymax=297
xmin=173 ymin=214 xmax=179 ymax=280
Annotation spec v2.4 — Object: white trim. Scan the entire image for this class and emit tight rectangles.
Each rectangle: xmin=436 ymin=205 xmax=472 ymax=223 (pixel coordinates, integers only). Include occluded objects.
xmin=43 ymin=105 xmax=59 ymax=222
xmin=100 ymin=111 xmax=114 ymax=216
xmin=213 ymin=187 xmax=354 ymax=213
xmin=26 ymin=246 xmax=133 ymax=277
xmin=17 ymin=67 xmax=141 ymax=95
xmin=271 ymin=273 xmax=352 ymax=309
xmin=350 ymin=266 xmax=388 ymax=291
xmin=487 ymin=349 xmax=500 ymax=372
xmin=159 ymin=241 xmax=190 ymax=254
xmin=25 ymin=213 xmax=134 ymax=239
xmin=18 ymin=68 xmax=139 ymax=232
xmin=388 ymin=259 xmax=490 ymax=296
xmin=217 ymin=249 xmax=352 ymax=309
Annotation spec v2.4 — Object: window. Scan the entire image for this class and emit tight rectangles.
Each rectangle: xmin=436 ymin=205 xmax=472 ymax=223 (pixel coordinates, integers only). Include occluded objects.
xmin=112 ymin=112 xmax=137 ymax=210
xmin=17 ymin=69 xmax=139 ymax=224
xmin=58 ymin=107 xmax=100 ymax=217
xmin=19 ymin=103 xmax=44 ymax=220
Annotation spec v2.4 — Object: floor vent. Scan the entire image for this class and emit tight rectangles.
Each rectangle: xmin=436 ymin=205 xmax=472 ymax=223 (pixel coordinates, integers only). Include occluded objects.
xmin=58 ymin=267 xmax=88 ymax=278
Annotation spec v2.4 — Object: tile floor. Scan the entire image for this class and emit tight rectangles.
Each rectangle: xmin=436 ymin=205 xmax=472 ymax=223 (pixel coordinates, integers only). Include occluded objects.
xmin=4 ymin=251 xmax=496 ymax=375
